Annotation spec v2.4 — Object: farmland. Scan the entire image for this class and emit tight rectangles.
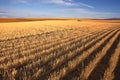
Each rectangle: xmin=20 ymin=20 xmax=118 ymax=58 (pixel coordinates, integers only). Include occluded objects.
xmin=0 ymin=19 xmax=120 ymax=80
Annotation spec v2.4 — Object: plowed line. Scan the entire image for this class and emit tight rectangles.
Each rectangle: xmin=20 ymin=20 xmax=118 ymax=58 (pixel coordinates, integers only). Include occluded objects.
xmin=80 ymin=30 xmax=120 ymax=80
xmin=113 ymin=51 xmax=120 ymax=80
xmin=0 ymin=29 xmax=82 ymax=52
xmin=24 ymin=27 xmax=112 ymax=69
xmin=0 ymin=27 xmax=113 ymax=63
xmin=61 ymin=28 xmax=120 ymax=80
xmin=1 ymin=27 xmax=108 ymax=69
xmin=0 ymin=30 xmax=84 ymax=56
xmin=0 ymin=29 xmax=75 ymax=46
xmin=1 ymin=34 xmax=89 ymax=69
xmin=55 ymin=28 xmax=120 ymax=80
xmin=36 ymin=28 xmax=118 ymax=80
xmin=14 ymin=29 xmax=106 ymax=79
xmin=0 ymin=34 xmax=83 ymax=63
xmin=0 ymin=27 xmax=113 ymax=55
xmin=0 ymin=31 xmax=89 ymax=63
xmin=102 ymin=39 xmax=120 ymax=80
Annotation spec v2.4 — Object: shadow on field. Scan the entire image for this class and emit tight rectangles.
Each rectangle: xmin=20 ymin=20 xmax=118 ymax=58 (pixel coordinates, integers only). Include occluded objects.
xmin=114 ymin=34 xmax=120 ymax=80
xmin=88 ymin=32 xmax=120 ymax=80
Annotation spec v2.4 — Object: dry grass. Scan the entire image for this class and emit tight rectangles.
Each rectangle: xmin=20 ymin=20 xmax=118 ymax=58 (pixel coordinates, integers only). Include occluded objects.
xmin=102 ymin=39 xmax=120 ymax=80
xmin=0 ymin=19 xmax=120 ymax=40
xmin=0 ymin=19 xmax=120 ymax=80
xmin=80 ymin=30 xmax=119 ymax=80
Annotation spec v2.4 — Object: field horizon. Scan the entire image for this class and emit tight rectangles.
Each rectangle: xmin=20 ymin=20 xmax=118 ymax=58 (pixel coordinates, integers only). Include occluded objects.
xmin=0 ymin=18 xmax=120 ymax=23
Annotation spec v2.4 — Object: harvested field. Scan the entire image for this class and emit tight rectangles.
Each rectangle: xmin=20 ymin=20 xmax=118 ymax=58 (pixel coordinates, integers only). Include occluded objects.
xmin=0 ymin=19 xmax=120 ymax=80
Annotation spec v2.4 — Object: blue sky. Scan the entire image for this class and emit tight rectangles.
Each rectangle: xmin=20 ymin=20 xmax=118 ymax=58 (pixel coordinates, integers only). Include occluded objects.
xmin=0 ymin=0 xmax=120 ymax=18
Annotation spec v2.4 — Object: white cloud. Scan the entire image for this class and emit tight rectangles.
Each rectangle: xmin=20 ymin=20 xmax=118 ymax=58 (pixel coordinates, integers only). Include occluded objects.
xmin=79 ymin=2 xmax=94 ymax=8
xmin=46 ymin=0 xmax=76 ymax=6
xmin=41 ymin=0 xmax=94 ymax=8
xmin=11 ymin=0 xmax=94 ymax=8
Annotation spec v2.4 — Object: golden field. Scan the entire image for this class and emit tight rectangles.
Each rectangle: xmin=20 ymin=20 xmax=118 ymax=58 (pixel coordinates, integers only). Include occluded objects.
xmin=0 ymin=19 xmax=120 ymax=80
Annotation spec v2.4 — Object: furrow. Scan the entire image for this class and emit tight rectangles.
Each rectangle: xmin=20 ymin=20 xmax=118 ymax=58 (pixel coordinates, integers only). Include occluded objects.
xmin=1 ymin=26 xmax=109 ymax=69
xmin=61 ymin=28 xmax=120 ymax=80
xmin=35 ymin=27 xmax=118 ymax=79
xmin=0 ymin=29 xmax=83 ymax=57
xmin=113 ymin=53 xmax=120 ymax=80
xmin=80 ymin=29 xmax=120 ymax=80
xmin=0 ymin=33 xmax=84 ymax=63
xmin=102 ymin=37 xmax=120 ymax=80
xmin=13 ymin=29 xmax=103 ymax=79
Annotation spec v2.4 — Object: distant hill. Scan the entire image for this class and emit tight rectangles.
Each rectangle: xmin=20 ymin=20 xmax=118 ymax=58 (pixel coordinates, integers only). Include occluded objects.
xmin=106 ymin=18 xmax=120 ymax=20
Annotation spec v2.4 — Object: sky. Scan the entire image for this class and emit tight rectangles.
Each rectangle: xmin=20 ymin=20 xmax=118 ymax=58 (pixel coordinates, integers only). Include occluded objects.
xmin=0 ymin=0 xmax=120 ymax=18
